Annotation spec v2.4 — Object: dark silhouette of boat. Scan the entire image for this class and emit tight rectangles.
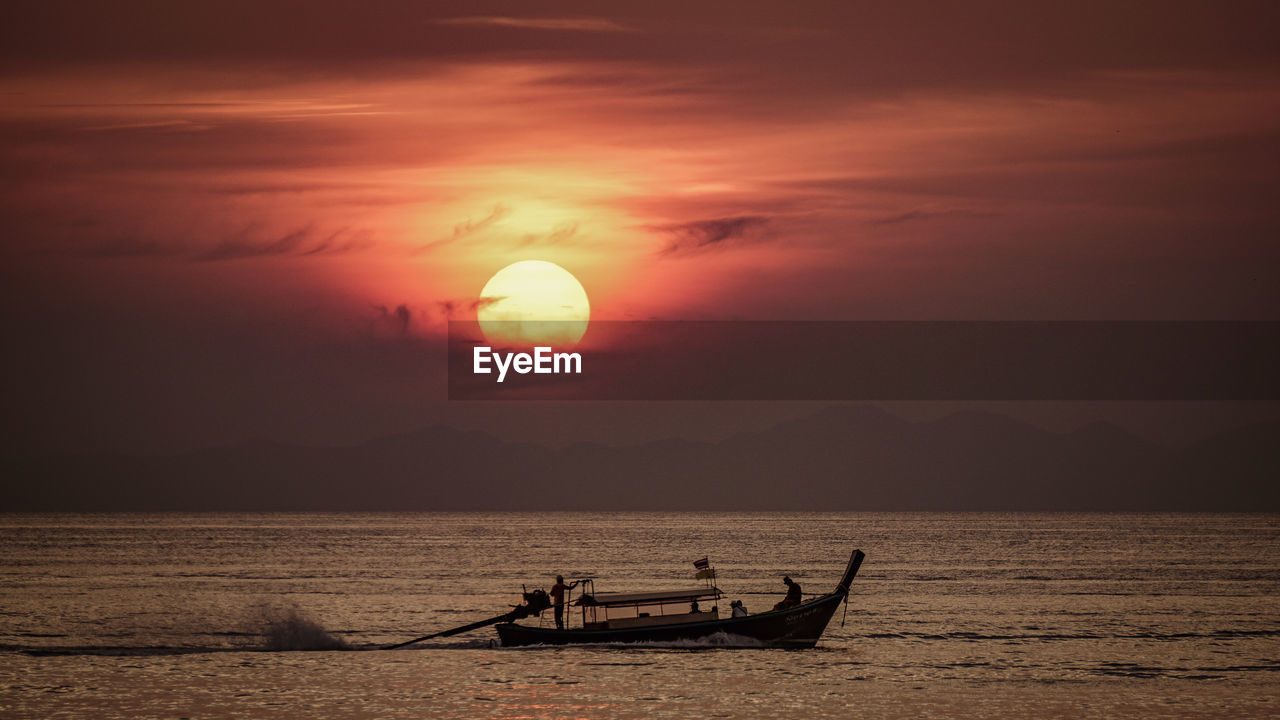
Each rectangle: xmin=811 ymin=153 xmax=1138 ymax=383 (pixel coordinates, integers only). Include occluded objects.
xmin=494 ymin=548 xmax=865 ymax=648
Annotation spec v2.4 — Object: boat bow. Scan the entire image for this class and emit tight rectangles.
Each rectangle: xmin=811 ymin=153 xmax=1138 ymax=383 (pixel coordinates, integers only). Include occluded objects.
xmin=836 ymin=548 xmax=866 ymax=595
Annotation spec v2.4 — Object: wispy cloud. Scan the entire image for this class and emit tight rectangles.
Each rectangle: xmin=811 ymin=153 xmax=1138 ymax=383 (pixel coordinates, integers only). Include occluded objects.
xmin=59 ymin=226 xmax=375 ymax=262
xmin=300 ymin=228 xmax=376 ymax=256
xmin=518 ymin=222 xmax=579 ymax=247
xmin=193 ymin=226 xmax=374 ymax=262
xmin=195 ymin=227 xmax=311 ymax=261
xmin=81 ymin=119 xmax=214 ymax=132
xmin=650 ymin=216 xmax=770 ymax=255
xmin=373 ymin=304 xmax=413 ymax=335
xmin=436 ymin=296 xmax=504 ymax=320
xmin=415 ymin=205 xmax=509 ymax=254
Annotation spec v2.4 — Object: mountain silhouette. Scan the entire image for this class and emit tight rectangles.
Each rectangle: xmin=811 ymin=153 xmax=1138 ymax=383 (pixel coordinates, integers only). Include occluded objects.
xmin=3 ymin=407 xmax=1276 ymax=511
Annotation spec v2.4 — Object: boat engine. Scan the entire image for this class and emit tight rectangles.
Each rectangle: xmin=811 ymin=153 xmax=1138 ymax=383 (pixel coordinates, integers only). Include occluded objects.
xmin=514 ymin=588 xmax=551 ymax=619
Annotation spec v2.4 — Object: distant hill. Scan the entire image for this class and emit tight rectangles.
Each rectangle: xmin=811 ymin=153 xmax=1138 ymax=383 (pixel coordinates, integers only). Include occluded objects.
xmin=3 ymin=407 xmax=1277 ymax=511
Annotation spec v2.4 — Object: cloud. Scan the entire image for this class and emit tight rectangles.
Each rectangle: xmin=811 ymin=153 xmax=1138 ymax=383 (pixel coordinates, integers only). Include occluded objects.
xmin=193 ymin=226 xmax=374 ymax=262
xmin=374 ymin=304 xmax=412 ymax=335
xmin=519 ymin=222 xmax=579 ymax=247
xmin=650 ymin=216 xmax=770 ymax=255
xmin=48 ymin=226 xmax=376 ymax=262
xmin=194 ymin=227 xmax=311 ymax=261
xmin=7 ymin=3 xmax=1275 ymax=101
xmin=82 ymin=119 xmax=214 ymax=132
xmin=450 ymin=205 xmax=508 ymax=241
xmin=415 ymin=205 xmax=509 ymax=254
xmin=434 ymin=16 xmax=634 ymax=33
xmin=436 ymin=296 xmax=504 ymax=320
xmin=300 ymin=228 xmax=376 ymax=256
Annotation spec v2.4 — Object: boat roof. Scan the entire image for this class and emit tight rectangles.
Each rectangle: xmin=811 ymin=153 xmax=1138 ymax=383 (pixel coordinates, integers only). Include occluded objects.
xmin=586 ymin=588 xmax=720 ymax=606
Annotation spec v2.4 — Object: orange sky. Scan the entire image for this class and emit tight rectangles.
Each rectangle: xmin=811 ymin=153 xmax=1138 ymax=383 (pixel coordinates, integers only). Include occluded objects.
xmin=2 ymin=1 xmax=1279 ymax=452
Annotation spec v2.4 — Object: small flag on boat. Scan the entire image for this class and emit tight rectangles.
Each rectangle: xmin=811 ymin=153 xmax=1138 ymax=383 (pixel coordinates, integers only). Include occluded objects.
xmin=693 ymin=557 xmax=710 ymax=570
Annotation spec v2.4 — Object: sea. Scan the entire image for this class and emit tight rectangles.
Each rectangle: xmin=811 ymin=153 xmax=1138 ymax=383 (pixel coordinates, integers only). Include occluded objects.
xmin=1 ymin=513 xmax=1277 ymax=718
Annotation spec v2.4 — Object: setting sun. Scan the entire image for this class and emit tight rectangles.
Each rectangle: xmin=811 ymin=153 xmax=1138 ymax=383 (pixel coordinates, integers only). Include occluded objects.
xmin=477 ymin=260 xmax=590 ymax=346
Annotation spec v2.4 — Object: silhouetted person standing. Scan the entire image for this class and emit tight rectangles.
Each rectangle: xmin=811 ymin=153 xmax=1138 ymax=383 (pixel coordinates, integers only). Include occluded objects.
xmin=773 ymin=575 xmax=802 ymax=611
xmin=549 ymin=575 xmax=578 ymax=629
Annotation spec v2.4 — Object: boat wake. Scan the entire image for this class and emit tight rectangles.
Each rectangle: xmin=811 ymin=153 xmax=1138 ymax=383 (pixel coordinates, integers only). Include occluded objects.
xmin=254 ymin=604 xmax=349 ymax=651
xmin=6 ymin=604 xmax=354 ymax=656
xmin=627 ymin=631 xmax=767 ymax=649
xmin=502 ymin=631 xmax=767 ymax=650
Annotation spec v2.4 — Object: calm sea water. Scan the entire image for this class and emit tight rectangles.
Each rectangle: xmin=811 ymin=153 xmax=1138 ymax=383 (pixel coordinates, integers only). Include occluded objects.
xmin=1 ymin=513 xmax=1277 ymax=718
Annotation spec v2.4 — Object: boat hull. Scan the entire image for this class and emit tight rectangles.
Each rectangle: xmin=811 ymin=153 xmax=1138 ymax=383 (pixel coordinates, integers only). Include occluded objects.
xmin=495 ymin=592 xmax=845 ymax=648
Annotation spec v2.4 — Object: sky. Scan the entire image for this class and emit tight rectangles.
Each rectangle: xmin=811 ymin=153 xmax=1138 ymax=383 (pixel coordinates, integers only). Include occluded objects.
xmin=2 ymin=1 xmax=1279 ymax=455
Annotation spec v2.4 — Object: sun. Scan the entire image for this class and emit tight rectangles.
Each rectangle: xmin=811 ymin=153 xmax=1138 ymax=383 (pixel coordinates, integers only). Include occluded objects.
xmin=477 ymin=260 xmax=590 ymax=346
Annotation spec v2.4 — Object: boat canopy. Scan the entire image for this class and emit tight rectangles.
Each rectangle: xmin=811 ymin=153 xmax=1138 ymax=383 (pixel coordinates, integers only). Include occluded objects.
xmin=580 ymin=587 xmax=721 ymax=607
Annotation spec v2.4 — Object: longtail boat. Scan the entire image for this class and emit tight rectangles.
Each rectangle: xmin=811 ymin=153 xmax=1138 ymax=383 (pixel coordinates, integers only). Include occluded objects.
xmin=386 ymin=548 xmax=864 ymax=650
xmin=496 ymin=548 xmax=864 ymax=647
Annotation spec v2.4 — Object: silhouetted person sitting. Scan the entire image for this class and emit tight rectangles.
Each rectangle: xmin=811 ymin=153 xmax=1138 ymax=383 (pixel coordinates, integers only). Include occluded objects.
xmin=730 ymin=599 xmax=748 ymax=617
xmin=690 ymin=600 xmax=701 ymax=613
xmin=549 ymin=575 xmax=579 ymax=629
xmin=773 ymin=576 xmax=802 ymax=611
